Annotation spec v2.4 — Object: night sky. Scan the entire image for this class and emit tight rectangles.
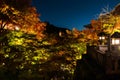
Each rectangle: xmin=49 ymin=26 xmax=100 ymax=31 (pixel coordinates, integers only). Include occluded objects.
xmin=32 ymin=0 xmax=120 ymax=30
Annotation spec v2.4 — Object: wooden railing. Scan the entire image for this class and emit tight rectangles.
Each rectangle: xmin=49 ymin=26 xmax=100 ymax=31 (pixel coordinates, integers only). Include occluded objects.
xmin=87 ymin=46 xmax=106 ymax=68
xmin=87 ymin=45 xmax=120 ymax=74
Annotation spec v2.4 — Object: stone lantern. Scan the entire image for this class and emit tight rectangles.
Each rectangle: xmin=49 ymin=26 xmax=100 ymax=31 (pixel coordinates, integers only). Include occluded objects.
xmin=97 ymin=32 xmax=108 ymax=52
xmin=98 ymin=32 xmax=108 ymax=45
xmin=111 ymin=32 xmax=120 ymax=45
xmin=111 ymin=32 xmax=120 ymax=55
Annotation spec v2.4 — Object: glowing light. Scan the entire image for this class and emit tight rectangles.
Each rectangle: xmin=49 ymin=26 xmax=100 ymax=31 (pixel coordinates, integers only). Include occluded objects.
xmin=15 ymin=26 xmax=20 ymax=30
xmin=99 ymin=36 xmax=105 ymax=40
xmin=112 ymin=39 xmax=120 ymax=45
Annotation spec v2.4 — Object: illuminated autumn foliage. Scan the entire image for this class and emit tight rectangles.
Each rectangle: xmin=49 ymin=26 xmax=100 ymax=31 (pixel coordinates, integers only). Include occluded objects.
xmin=0 ymin=0 xmax=86 ymax=79
xmin=82 ymin=4 xmax=120 ymax=46
xmin=0 ymin=23 xmax=86 ymax=79
xmin=0 ymin=0 xmax=32 ymax=30
xmin=0 ymin=0 xmax=120 ymax=80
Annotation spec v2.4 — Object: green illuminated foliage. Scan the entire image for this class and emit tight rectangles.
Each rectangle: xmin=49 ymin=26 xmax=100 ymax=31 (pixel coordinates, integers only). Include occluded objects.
xmin=0 ymin=25 xmax=87 ymax=80
xmin=0 ymin=0 xmax=99 ymax=80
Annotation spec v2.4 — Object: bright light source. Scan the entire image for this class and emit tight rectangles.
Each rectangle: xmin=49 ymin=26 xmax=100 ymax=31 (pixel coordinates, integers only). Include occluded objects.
xmin=99 ymin=37 xmax=102 ymax=40
xmin=115 ymin=39 xmax=119 ymax=44
xmin=112 ymin=39 xmax=120 ymax=45
xmin=102 ymin=36 xmax=105 ymax=39
xmin=15 ymin=26 xmax=20 ymax=30
xmin=99 ymin=36 xmax=105 ymax=40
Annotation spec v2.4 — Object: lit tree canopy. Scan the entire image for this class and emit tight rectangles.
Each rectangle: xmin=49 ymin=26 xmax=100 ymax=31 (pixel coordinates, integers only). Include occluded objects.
xmin=81 ymin=4 xmax=120 ymax=45
xmin=0 ymin=0 xmax=31 ymax=29
xmin=1 ymin=1 xmax=120 ymax=80
xmin=84 ymin=4 xmax=120 ymax=41
xmin=98 ymin=4 xmax=120 ymax=34
xmin=0 ymin=0 xmax=46 ymax=42
xmin=0 ymin=23 xmax=86 ymax=79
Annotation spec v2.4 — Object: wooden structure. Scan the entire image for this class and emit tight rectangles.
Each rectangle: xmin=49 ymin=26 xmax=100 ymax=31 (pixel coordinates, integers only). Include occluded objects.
xmin=87 ymin=32 xmax=120 ymax=75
